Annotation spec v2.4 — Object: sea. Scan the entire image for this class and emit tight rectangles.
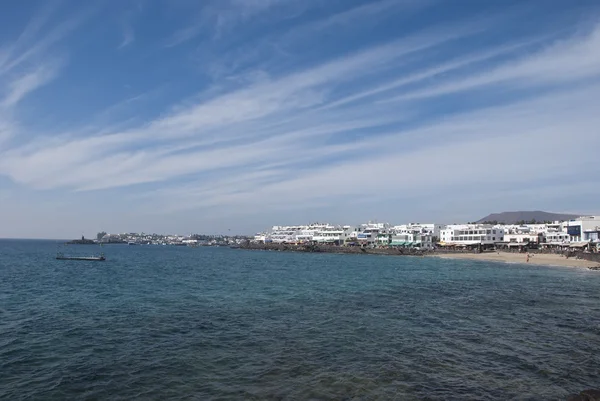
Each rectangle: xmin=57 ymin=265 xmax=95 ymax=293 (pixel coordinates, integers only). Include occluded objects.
xmin=1 ymin=239 xmax=599 ymax=400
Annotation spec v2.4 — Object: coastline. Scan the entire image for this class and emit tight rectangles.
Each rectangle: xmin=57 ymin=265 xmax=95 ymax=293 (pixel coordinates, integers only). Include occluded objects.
xmin=428 ymin=252 xmax=600 ymax=269
xmin=238 ymin=243 xmax=600 ymax=269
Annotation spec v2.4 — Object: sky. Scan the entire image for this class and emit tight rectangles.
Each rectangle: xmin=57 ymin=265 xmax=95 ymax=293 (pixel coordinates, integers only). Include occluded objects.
xmin=0 ymin=0 xmax=599 ymax=239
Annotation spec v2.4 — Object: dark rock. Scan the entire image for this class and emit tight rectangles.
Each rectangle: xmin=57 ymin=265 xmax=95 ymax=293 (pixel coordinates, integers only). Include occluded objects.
xmin=581 ymin=389 xmax=600 ymax=400
xmin=567 ymin=390 xmax=600 ymax=401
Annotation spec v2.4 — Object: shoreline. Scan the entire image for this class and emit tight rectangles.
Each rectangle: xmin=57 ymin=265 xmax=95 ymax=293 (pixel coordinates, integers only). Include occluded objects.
xmin=428 ymin=252 xmax=600 ymax=269
xmin=238 ymin=243 xmax=600 ymax=269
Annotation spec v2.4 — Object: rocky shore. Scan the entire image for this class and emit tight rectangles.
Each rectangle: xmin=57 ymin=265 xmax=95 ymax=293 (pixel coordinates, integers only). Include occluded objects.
xmin=238 ymin=242 xmax=427 ymax=256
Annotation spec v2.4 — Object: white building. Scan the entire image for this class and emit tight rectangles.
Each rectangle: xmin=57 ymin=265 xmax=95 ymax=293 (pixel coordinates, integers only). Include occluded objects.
xmin=260 ymin=223 xmax=345 ymax=244
xmin=502 ymin=224 xmax=541 ymax=244
xmin=542 ymin=231 xmax=570 ymax=244
xmin=356 ymin=222 xmax=390 ymax=246
xmin=312 ymin=225 xmax=353 ymax=244
xmin=503 ymin=233 xmax=540 ymax=244
xmin=269 ymin=225 xmax=305 ymax=243
xmin=389 ymin=232 xmax=435 ymax=249
xmin=565 ymin=216 xmax=600 ymax=243
xmin=392 ymin=223 xmax=444 ymax=238
xmin=253 ymin=233 xmax=268 ymax=243
xmin=293 ymin=223 xmax=330 ymax=243
xmin=440 ymin=224 xmax=504 ymax=246
xmin=387 ymin=223 xmax=440 ymax=249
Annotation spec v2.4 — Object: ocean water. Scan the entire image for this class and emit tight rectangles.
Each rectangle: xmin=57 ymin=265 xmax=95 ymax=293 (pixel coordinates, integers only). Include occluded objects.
xmin=1 ymin=240 xmax=599 ymax=400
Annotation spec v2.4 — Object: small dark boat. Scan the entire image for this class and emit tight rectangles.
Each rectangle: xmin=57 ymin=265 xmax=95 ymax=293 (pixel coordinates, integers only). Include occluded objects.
xmin=56 ymin=252 xmax=106 ymax=261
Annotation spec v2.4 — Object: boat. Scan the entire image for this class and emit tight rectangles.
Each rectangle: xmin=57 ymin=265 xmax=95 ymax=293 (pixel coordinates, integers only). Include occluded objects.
xmin=56 ymin=252 xmax=106 ymax=261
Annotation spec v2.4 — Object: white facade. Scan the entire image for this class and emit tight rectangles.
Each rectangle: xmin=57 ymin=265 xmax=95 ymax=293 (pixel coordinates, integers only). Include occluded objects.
xmin=542 ymin=231 xmax=570 ymax=244
xmin=261 ymin=223 xmax=345 ymax=243
xmin=269 ymin=226 xmax=302 ymax=243
xmin=504 ymin=233 xmax=539 ymax=243
xmin=387 ymin=223 xmax=439 ymax=249
xmin=440 ymin=224 xmax=504 ymax=245
xmin=253 ymin=233 xmax=268 ymax=243
xmin=389 ymin=232 xmax=435 ymax=249
xmin=356 ymin=231 xmax=376 ymax=245
xmin=312 ymin=225 xmax=353 ymax=244
xmin=501 ymin=222 xmax=573 ymax=245
xmin=565 ymin=216 xmax=600 ymax=242
xmin=392 ymin=223 xmax=443 ymax=238
xmin=356 ymin=222 xmax=390 ymax=245
xmin=295 ymin=223 xmax=331 ymax=242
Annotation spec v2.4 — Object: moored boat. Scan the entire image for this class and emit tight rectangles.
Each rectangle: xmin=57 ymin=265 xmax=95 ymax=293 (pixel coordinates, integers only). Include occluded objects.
xmin=56 ymin=252 xmax=106 ymax=261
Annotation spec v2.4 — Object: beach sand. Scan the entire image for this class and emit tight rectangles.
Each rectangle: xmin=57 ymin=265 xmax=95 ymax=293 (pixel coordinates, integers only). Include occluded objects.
xmin=430 ymin=252 xmax=600 ymax=269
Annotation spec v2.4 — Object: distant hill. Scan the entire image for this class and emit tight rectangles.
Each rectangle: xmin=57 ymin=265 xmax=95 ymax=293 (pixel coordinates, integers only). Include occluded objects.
xmin=476 ymin=211 xmax=580 ymax=224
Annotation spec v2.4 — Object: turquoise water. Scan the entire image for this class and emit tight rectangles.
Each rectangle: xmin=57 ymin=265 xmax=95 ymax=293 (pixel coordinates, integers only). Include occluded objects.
xmin=1 ymin=240 xmax=599 ymax=400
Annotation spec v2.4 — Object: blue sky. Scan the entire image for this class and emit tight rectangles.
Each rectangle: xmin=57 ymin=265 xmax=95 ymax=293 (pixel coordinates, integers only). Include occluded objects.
xmin=1 ymin=0 xmax=600 ymax=238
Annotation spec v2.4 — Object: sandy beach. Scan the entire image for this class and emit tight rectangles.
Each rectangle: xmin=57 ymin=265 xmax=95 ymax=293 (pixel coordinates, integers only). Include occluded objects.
xmin=430 ymin=252 xmax=600 ymax=269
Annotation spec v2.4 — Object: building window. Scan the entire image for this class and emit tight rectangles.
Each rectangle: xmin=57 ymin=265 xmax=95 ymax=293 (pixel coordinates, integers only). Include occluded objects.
xmin=493 ymin=237 xmax=495 ymax=241
xmin=493 ymin=230 xmax=496 ymax=234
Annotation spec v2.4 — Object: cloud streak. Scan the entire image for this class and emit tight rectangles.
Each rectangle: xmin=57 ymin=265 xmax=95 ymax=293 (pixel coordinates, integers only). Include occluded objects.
xmin=0 ymin=4 xmax=92 ymax=77
xmin=118 ymin=24 xmax=135 ymax=49
xmin=163 ymin=0 xmax=297 ymax=47
xmin=1 ymin=61 xmax=63 ymax=108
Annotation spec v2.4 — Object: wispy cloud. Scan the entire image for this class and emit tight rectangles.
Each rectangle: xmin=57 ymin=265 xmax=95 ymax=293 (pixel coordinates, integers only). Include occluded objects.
xmin=4 ymin=21 xmax=600 ymax=192
xmin=138 ymin=82 xmax=600 ymax=215
xmin=1 ymin=1 xmax=600 ymax=236
xmin=196 ymin=0 xmax=440 ymax=81
xmin=118 ymin=23 xmax=135 ymax=49
xmin=0 ymin=20 xmax=480 ymax=190
xmin=0 ymin=5 xmax=93 ymax=77
xmin=117 ymin=2 xmax=144 ymax=49
xmin=1 ymin=61 xmax=63 ymax=108
xmin=382 ymin=23 xmax=600 ymax=103
xmin=163 ymin=0 xmax=296 ymax=47
xmin=0 ymin=3 xmax=93 ymax=153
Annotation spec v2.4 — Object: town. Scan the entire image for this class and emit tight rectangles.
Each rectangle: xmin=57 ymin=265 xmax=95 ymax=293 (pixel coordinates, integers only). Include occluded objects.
xmin=83 ymin=215 xmax=600 ymax=252
xmin=91 ymin=232 xmax=249 ymax=247
xmin=251 ymin=216 xmax=600 ymax=252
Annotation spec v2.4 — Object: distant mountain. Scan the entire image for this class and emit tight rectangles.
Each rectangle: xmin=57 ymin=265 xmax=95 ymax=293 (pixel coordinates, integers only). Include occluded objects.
xmin=476 ymin=211 xmax=580 ymax=224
